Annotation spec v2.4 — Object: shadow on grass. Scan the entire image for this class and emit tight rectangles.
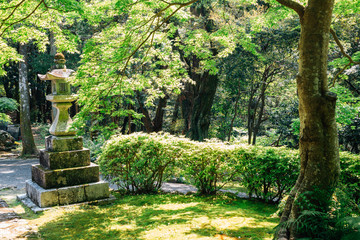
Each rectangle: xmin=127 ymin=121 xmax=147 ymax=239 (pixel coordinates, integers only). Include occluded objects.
xmin=36 ymin=193 xmax=279 ymax=240
xmin=190 ymin=226 xmax=275 ymax=240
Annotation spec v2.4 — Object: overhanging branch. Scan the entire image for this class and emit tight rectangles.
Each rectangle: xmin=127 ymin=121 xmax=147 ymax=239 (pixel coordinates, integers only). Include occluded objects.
xmin=330 ymin=28 xmax=360 ymax=87
xmin=275 ymin=0 xmax=305 ymax=18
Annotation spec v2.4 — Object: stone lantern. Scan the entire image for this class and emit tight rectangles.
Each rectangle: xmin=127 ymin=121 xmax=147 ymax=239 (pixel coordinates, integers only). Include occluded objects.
xmin=38 ymin=53 xmax=76 ymax=136
xmin=18 ymin=53 xmax=113 ymax=211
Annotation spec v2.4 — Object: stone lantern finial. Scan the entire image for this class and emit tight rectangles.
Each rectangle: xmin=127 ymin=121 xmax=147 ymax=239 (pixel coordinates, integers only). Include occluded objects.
xmin=54 ymin=53 xmax=66 ymax=69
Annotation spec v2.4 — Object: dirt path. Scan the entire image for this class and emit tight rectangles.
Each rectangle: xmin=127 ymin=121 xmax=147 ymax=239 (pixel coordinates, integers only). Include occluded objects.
xmin=0 ymin=199 xmax=38 ymax=240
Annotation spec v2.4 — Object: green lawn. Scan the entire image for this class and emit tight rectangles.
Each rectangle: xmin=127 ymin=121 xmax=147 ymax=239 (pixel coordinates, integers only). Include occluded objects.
xmin=23 ymin=193 xmax=279 ymax=240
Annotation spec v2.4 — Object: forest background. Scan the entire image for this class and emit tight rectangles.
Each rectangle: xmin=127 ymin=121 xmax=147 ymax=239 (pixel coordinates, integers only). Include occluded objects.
xmin=1 ymin=0 xmax=359 ymax=153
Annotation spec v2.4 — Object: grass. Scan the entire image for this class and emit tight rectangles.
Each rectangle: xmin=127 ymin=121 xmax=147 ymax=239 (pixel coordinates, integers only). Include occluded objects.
xmin=18 ymin=193 xmax=279 ymax=240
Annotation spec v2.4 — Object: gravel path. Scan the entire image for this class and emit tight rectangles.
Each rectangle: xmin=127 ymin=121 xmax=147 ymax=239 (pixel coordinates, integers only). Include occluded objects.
xmin=0 ymin=158 xmax=38 ymax=190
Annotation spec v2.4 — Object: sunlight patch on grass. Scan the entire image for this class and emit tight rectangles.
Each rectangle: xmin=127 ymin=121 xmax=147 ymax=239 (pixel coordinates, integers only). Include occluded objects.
xmin=156 ymin=202 xmax=199 ymax=210
xmin=25 ymin=193 xmax=278 ymax=240
xmin=142 ymin=223 xmax=214 ymax=240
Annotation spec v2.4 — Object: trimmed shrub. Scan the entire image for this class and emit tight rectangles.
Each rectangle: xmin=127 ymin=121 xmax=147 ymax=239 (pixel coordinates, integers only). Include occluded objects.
xmin=178 ymin=141 xmax=240 ymax=195
xmin=99 ymin=133 xmax=239 ymax=195
xmin=98 ymin=133 xmax=181 ymax=194
xmin=235 ymin=146 xmax=299 ymax=202
xmin=98 ymin=133 xmax=360 ymax=202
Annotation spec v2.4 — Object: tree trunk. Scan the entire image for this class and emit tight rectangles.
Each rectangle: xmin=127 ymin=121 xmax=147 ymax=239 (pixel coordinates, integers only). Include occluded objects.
xmin=170 ymin=96 xmax=180 ymax=134
xmin=136 ymin=91 xmax=168 ymax=133
xmin=247 ymin=85 xmax=256 ymax=144
xmin=19 ymin=43 xmax=38 ymax=156
xmin=152 ymin=96 xmax=168 ymax=132
xmin=169 ymin=3 xmax=219 ymax=141
xmin=228 ymin=89 xmax=241 ymax=141
xmin=188 ymin=72 xmax=219 ymax=141
xmin=276 ymin=0 xmax=340 ymax=239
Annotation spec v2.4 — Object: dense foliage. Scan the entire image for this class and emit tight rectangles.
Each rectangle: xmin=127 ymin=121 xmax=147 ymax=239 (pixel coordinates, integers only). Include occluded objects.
xmin=99 ymin=133 xmax=297 ymax=199
xmin=99 ymin=133 xmax=360 ymax=208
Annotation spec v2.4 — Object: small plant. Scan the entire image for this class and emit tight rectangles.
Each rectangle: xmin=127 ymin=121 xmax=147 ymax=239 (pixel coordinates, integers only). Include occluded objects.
xmin=275 ymin=188 xmax=360 ymax=240
xmin=83 ymin=135 xmax=107 ymax=162
xmin=0 ymin=97 xmax=18 ymax=113
xmin=0 ymin=97 xmax=18 ymax=123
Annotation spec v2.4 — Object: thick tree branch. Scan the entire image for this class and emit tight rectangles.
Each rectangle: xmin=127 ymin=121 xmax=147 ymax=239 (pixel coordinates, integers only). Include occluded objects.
xmin=0 ymin=0 xmax=27 ymax=28
xmin=275 ymin=0 xmax=305 ymax=18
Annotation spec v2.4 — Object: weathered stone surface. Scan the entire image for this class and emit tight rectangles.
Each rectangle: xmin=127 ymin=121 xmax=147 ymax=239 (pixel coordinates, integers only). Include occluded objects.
xmin=45 ymin=135 xmax=83 ymax=152
xmin=25 ymin=180 xmax=59 ymax=207
xmin=58 ymin=185 xmax=86 ymax=205
xmin=84 ymin=181 xmax=110 ymax=201
xmin=0 ymin=130 xmax=15 ymax=151
xmin=40 ymin=148 xmax=90 ymax=169
xmin=48 ymin=102 xmax=76 ymax=136
xmin=32 ymin=163 xmax=100 ymax=189
xmin=24 ymin=180 xmax=110 ymax=208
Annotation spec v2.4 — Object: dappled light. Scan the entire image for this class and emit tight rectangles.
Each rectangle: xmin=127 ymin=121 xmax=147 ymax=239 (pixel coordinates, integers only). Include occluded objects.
xmin=0 ymin=0 xmax=359 ymax=239
xmin=36 ymin=194 xmax=278 ymax=240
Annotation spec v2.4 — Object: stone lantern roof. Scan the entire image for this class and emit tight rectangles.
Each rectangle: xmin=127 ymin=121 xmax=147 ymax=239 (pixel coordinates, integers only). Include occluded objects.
xmin=37 ymin=53 xmax=74 ymax=81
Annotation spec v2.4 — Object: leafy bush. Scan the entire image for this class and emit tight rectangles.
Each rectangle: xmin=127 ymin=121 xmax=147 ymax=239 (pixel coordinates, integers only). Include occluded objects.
xmin=236 ymin=146 xmax=299 ymax=202
xmin=99 ymin=133 xmax=240 ymax=195
xmin=0 ymin=97 xmax=18 ymax=112
xmin=0 ymin=97 xmax=18 ymax=123
xmin=98 ymin=133 xmax=360 ymax=201
xmin=178 ymin=141 xmax=240 ymax=195
xmin=98 ymin=133 xmax=180 ymax=194
xmin=0 ymin=113 xmax=11 ymax=123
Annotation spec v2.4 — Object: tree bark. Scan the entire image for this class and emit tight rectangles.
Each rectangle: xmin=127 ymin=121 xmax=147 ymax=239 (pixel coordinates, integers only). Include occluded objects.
xmin=169 ymin=3 xmax=219 ymax=141
xmin=276 ymin=0 xmax=340 ymax=239
xmin=19 ymin=43 xmax=38 ymax=156
xmin=228 ymin=89 xmax=241 ymax=141
xmin=188 ymin=72 xmax=219 ymax=141
xmin=152 ymin=96 xmax=168 ymax=132
xmin=136 ymin=91 xmax=168 ymax=133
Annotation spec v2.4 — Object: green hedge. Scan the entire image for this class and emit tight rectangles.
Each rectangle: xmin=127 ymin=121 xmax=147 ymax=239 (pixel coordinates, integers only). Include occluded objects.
xmin=238 ymin=147 xmax=299 ymax=202
xmin=98 ymin=133 xmax=181 ymax=194
xmin=98 ymin=133 xmax=360 ymax=203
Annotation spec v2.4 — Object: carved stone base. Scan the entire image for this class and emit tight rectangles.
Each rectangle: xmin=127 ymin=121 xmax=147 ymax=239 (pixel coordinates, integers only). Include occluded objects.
xmin=32 ymin=163 xmax=100 ymax=189
xmin=40 ymin=148 xmax=90 ymax=169
xmin=24 ymin=180 xmax=110 ymax=208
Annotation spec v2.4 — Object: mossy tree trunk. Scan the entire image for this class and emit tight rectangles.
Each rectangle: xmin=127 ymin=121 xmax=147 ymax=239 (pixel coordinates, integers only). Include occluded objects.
xmin=19 ymin=43 xmax=38 ymax=156
xmin=275 ymin=0 xmax=340 ymax=239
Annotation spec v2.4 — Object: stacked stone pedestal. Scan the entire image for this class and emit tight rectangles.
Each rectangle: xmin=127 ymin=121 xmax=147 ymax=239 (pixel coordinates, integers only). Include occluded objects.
xmin=25 ymin=136 xmax=110 ymax=208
